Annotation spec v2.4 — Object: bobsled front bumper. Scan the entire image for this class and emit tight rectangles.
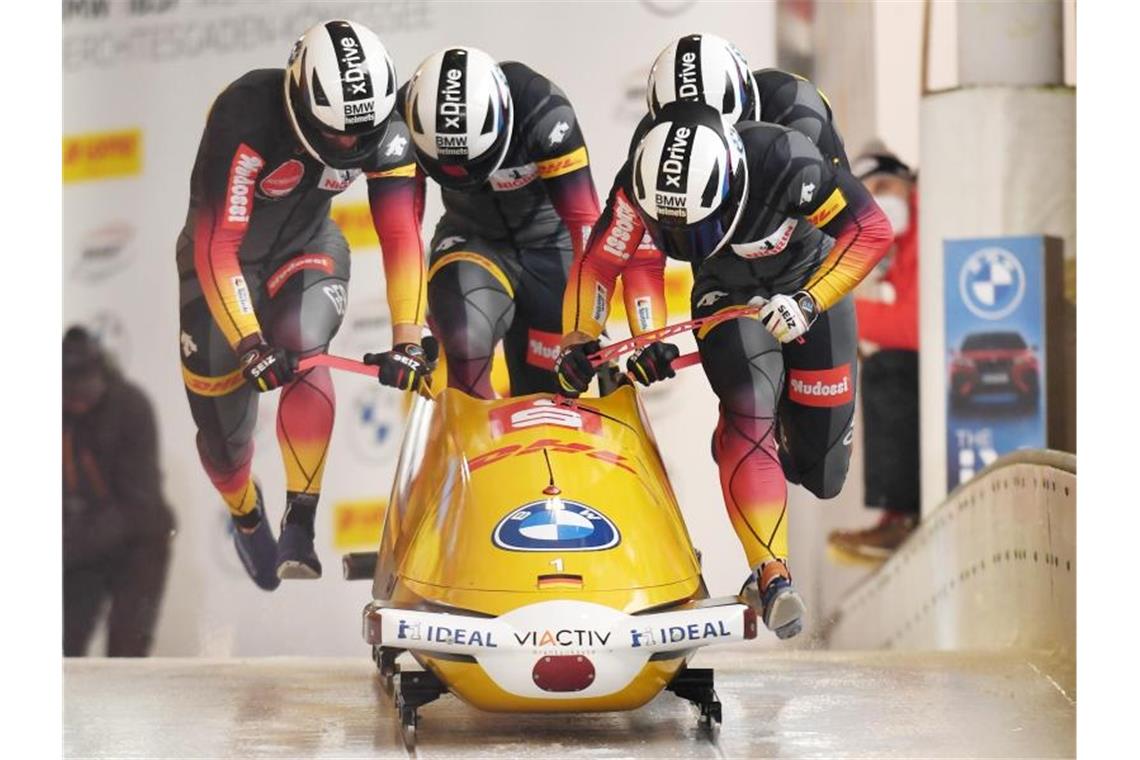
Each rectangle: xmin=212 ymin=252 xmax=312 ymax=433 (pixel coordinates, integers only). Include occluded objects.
xmin=363 ymin=598 xmax=757 ymax=703
xmin=363 ymin=597 xmax=756 ymax=655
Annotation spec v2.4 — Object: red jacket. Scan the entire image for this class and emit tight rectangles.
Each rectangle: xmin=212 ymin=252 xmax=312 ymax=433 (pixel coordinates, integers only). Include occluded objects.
xmin=855 ymin=189 xmax=919 ymax=351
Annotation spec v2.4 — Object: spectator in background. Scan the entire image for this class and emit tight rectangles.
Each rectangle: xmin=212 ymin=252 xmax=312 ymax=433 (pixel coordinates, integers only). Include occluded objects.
xmin=828 ymin=142 xmax=921 ymax=560
xmin=63 ymin=327 xmax=175 ymax=656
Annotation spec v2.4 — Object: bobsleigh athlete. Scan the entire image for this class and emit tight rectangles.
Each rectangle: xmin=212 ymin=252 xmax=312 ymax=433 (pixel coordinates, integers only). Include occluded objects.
xmin=177 ymin=20 xmax=428 ymax=588
xmin=561 ymin=33 xmax=851 ymax=360
xmin=557 ymin=34 xmax=867 ymax=639
xmin=558 ymin=99 xmax=891 ymax=638
xmin=399 ymin=46 xmax=601 ymax=398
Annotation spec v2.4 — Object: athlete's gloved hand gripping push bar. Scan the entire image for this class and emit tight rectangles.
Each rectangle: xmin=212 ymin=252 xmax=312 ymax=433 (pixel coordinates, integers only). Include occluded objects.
xmin=559 ymin=294 xmax=811 ymax=394
xmin=297 ymin=337 xmax=440 ymax=397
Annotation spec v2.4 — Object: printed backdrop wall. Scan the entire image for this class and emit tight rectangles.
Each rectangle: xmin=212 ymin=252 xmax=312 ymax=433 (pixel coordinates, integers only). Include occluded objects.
xmin=63 ymin=0 xmax=785 ymax=656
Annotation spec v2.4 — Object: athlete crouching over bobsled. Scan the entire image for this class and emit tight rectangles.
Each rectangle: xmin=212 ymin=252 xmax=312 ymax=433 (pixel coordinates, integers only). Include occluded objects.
xmin=312 ymin=324 xmax=763 ymax=744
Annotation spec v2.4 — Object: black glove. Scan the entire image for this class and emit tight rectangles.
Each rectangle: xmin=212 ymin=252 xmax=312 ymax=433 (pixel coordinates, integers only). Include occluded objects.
xmin=363 ymin=343 xmax=429 ymax=391
xmin=626 ymin=341 xmax=680 ymax=386
xmin=239 ymin=339 xmax=295 ymax=392
xmin=554 ymin=340 xmax=601 ymax=395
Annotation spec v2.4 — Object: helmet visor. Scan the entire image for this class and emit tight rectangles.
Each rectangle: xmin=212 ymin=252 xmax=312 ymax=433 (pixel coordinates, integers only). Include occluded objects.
xmin=647 ymin=210 xmax=736 ymax=262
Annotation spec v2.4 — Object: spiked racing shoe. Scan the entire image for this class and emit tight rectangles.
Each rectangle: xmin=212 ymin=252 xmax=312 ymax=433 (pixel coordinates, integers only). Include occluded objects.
xmin=276 ymin=523 xmax=322 ymax=579
xmin=740 ymin=559 xmax=806 ymax=640
xmin=231 ymin=484 xmax=280 ymax=591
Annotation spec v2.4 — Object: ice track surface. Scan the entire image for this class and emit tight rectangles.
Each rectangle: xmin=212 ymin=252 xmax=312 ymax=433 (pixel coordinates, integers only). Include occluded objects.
xmin=65 ymin=647 xmax=1074 ymax=758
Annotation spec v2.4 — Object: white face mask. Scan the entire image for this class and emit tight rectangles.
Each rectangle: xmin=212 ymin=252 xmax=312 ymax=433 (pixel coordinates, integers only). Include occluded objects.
xmin=873 ymin=194 xmax=910 ymax=237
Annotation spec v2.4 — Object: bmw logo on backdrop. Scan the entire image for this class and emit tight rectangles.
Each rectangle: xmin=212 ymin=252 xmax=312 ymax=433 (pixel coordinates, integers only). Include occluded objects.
xmin=493 ymin=500 xmax=620 ymax=552
xmin=959 ymin=246 xmax=1027 ymax=320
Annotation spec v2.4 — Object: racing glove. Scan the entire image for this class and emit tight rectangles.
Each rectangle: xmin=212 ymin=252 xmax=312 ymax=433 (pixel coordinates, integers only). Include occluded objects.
xmin=363 ymin=343 xmax=429 ymax=391
xmin=755 ymin=292 xmax=818 ymax=344
xmin=239 ymin=338 xmax=295 ymax=392
xmin=626 ymin=341 xmax=680 ymax=386
xmin=554 ymin=340 xmax=601 ymax=395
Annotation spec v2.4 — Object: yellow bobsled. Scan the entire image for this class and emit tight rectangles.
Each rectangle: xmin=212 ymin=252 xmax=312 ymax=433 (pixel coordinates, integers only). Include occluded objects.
xmin=317 ymin=311 xmax=763 ymax=744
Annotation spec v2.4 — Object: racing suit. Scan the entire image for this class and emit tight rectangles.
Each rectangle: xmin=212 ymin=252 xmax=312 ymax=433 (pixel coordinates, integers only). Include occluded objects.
xmin=177 ymin=69 xmax=426 ymax=522
xmin=398 ymin=62 xmax=601 ymax=398
xmin=563 ymin=94 xmax=891 ymax=571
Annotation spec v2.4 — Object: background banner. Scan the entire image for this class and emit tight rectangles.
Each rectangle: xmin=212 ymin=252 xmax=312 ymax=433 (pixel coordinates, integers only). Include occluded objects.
xmin=943 ymin=235 xmax=1056 ymax=490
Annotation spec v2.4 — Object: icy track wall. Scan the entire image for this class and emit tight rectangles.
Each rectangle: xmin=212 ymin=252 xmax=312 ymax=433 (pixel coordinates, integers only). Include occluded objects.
xmin=824 ymin=450 xmax=1075 ymax=691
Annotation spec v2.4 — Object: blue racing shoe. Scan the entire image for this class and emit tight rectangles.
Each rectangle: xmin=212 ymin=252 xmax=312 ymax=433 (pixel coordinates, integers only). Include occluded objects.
xmin=231 ymin=484 xmax=280 ymax=592
xmin=276 ymin=523 xmax=322 ymax=580
xmin=740 ymin=559 xmax=806 ymax=640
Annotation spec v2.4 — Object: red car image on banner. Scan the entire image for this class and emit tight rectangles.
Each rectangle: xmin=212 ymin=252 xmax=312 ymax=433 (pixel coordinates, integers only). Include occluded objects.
xmin=949 ymin=330 xmax=1040 ymax=412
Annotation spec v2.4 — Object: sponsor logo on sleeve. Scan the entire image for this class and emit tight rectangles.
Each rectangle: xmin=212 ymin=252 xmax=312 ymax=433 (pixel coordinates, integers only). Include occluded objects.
xmin=536 ymin=146 xmax=588 ymax=178
xmin=730 ymin=218 xmax=798 ymax=259
xmin=221 ymin=144 xmax=264 ymax=229
xmin=548 ymin=120 xmax=570 ymax=146
xmin=63 ymin=128 xmax=143 ymax=183
xmin=634 ymin=297 xmax=653 ymax=331
xmin=257 ymin=159 xmax=305 ymax=198
xmin=806 ymin=187 xmax=847 ymax=227
xmin=602 ymin=194 xmax=640 ymax=260
xmin=180 ymin=330 xmax=198 ymax=358
xmin=592 ymin=282 xmax=608 ymax=322
xmin=489 ymin=163 xmax=539 ymax=192
xmin=319 ymin=166 xmax=361 ymax=192
xmin=800 ymin=182 xmax=815 ymax=204
xmin=384 ymin=133 xmax=408 ymax=157
xmin=231 ymin=275 xmax=254 ymax=314
xmin=787 ymin=364 xmax=853 ymax=407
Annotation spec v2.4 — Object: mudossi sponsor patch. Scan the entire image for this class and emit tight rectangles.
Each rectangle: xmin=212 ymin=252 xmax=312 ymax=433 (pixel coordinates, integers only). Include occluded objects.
xmin=787 ymin=364 xmax=853 ymax=407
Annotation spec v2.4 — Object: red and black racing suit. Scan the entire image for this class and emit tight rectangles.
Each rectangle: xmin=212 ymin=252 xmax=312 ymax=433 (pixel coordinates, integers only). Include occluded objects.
xmin=176 ymin=68 xmax=426 ymax=521
xmin=564 ymin=73 xmax=891 ymax=572
xmin=398 ymin=62 xmax=600 ymax=398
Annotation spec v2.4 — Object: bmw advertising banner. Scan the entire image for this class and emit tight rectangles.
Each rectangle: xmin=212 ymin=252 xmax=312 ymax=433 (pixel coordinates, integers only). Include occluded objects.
xmin=944 ymin=236 xmax=1062 ymax=490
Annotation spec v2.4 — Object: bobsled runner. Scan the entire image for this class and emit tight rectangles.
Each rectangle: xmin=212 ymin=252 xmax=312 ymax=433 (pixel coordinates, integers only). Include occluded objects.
xmin=306 ymin=306 xmax=765 ymax=746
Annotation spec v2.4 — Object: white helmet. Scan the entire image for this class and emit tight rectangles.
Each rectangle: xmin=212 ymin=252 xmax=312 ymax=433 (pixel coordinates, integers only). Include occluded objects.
xmin=647 ymin=33 xmax=760 ymax=124
xmin=404 ymin=46 xmax=514 ymax=191
xmin=632 ymin=102 xmax=748 ymax=262
xmin=284 ymin=19 xmax=398 ymax=169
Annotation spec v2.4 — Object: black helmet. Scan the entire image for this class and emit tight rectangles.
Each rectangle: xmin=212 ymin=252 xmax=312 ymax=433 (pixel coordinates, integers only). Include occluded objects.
xmin=284 ymin=19 xmax=398 ymax=169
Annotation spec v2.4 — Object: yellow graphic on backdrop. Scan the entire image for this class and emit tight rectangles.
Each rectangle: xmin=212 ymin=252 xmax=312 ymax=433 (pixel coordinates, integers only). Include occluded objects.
xmin=63 ymin=128 xmax=143 ymax=183
xmin=333 ymin=498 xmax=389 ymax=550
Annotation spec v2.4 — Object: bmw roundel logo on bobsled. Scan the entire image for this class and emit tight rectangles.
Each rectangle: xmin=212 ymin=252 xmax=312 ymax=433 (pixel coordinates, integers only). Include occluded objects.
xmin=492 ymin=500 xmax=621 ymax=552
